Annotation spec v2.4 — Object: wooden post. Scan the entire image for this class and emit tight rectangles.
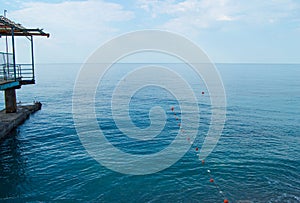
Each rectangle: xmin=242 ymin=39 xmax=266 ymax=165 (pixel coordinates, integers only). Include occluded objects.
xmin=5 ymin=88 xmax=17 ymax=113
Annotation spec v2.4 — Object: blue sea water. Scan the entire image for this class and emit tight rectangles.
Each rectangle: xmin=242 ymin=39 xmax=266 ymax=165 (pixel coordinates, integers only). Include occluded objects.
xmin=0 ymin=63 xmax=299 ymax=202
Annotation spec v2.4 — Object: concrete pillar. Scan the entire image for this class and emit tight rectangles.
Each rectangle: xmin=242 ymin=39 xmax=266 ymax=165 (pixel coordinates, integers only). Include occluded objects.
xmin=5 ymin=88 xmax=17 ymax=113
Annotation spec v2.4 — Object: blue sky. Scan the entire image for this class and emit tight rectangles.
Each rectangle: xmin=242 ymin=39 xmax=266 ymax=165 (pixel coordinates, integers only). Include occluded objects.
xmin=1 ymin=0 xmax=300 ymax=63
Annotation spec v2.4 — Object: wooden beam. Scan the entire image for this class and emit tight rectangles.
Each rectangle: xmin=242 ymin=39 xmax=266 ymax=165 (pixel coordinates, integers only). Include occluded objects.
xmin=0 ymin=31 xmax=50 ymax=37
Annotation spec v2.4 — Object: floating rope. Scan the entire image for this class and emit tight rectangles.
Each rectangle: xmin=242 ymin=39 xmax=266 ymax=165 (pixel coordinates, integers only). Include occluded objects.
xmin=171 ymin=102 xmax=229 ymax=203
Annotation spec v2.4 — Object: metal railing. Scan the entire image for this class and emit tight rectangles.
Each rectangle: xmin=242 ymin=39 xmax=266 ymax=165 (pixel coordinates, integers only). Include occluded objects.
xmin=0 ymin=52 xmax=13 ymax=64
xmin=0 ymin=64 xmax=15 ymax=81
xmin=17 ymin=64 xmax=35 ymax=82
xmin=0 ymin=52 xmax=34 ymax=83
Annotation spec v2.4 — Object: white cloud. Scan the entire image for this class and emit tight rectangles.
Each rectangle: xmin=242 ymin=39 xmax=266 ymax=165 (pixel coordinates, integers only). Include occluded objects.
xmin=136 ymin=0 xmax=239 ymax=36
xmin=137 ymin=0 xmax=300 ymax=35
xmin=9 ymin=0 xmax=134 ymax=63
xmin=235 ymin=0 xmax=300 ymax=25
xmin=217 ymin=15 xmax=234 ymax=21
xmin=4 ymin=0 xmax=300 ymax=63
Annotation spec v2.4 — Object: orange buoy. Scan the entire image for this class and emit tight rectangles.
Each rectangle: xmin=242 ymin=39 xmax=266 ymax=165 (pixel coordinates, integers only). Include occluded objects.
xmin=224 ymin=199 xmax=229 ymax=203
xmin=209 ymin=178 xmax=214 ymax=183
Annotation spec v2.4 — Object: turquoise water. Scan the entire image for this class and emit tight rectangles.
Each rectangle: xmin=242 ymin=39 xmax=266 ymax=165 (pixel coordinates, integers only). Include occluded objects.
xmin=0 ymin=64 xmax=299 ymax=202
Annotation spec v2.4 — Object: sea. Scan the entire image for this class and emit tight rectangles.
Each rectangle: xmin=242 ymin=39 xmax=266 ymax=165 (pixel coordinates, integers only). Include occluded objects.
xmin=0 ymin=63 xmax=299 ymax=202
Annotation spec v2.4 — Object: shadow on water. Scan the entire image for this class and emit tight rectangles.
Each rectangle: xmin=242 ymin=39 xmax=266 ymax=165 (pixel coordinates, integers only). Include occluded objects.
xmin=0 ymin=129 xmax=26 ymax=199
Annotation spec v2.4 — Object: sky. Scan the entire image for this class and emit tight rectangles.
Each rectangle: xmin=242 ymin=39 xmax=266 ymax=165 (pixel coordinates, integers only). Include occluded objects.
xmin=1 ymin=0 xmax=300 ymax=64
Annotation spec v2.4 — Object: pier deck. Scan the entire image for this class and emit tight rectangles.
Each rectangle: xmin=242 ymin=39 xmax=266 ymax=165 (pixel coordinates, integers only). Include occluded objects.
xmin=0 ymin=102 xmax=42 ymax=140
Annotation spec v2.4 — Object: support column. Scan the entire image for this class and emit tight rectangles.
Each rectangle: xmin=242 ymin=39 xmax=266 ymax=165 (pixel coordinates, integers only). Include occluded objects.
xmin=31 ymin=36 xmax=35 ymax=81
xmin=11 ymin=27 xmax=17 ymax=80
xmin=5 ymin=88 xmax=17 ymax=113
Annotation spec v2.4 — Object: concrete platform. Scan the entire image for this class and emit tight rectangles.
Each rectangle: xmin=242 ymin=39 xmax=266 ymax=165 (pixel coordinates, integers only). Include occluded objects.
xmin=0 ymin=102 xmax=42 ymax=140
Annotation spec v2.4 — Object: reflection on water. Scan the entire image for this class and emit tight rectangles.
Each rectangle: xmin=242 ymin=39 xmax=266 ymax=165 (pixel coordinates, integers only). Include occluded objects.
xmin=0 ymin=130 xmax=26 ymax=199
